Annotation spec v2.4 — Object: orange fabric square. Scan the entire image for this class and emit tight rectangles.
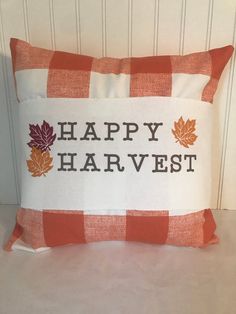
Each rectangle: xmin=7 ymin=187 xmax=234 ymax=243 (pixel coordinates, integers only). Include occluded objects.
xmin=92 ymin=57 xmax=130 ymax=74
xmin=201 ymin=78 xmax=218 ymax=103
xmin=209 ymin=45 xmax=234 ymax=79
xmin=203 ymin=209 xmax=218 ymax=245
xmin=84 ymin=215 xmax=126 ymax=242
xmin=17 ymin=208 xmax=46 ymax=249
xmin=4 ymin=222 xmax=23 ymax=251
xmin=47 ymin=69 xmax=90 ymax=97
xmin=49 ymin=50 xmax=93 ymax=71
xmin=171 ymin=52 xmax=211 ymax=75
xmin=10 ymin=38 xmax=54 ymax=71
xmin=126 ymin=210 xmax=169 ymax=244
xmin=130 ymin=55 xmax=172 ymax=74
xmin=43 ymin=210 xmax=85 ymax=247
xmin=130 ymin=73 xmax=171 ymax=97
xmin=166 ymin=211 xmax=204 ymax=247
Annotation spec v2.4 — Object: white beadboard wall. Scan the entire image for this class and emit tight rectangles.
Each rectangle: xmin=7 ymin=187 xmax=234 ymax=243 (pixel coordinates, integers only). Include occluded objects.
xmin=0 ymin=0 xmax=235 ymax=209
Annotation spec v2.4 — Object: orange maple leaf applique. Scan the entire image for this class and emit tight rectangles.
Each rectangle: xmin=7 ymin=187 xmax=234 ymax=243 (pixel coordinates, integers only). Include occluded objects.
xmin=172 ymin=116 xmax=197 ymax=148
xmin=27 ymin=147 xmax=53 ymax=177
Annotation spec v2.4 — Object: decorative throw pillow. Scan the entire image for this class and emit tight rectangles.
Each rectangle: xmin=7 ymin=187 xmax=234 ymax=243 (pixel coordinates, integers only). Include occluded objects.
xmin=5 ymin=38 xmax=234 ymax=252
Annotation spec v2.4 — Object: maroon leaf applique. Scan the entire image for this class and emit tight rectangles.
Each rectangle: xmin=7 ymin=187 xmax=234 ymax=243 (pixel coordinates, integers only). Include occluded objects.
xmin=27 ymin=120 xmax=56 ymax=152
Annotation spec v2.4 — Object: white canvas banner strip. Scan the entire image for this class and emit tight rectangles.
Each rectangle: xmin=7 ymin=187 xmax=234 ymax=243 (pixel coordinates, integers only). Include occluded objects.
xmin=19 ymin=96 xmax=213 ymax=212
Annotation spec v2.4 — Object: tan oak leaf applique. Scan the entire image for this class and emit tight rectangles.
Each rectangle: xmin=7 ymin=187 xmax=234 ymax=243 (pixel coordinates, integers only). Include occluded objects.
xmin=27 ymin=147 xmax=53 ymax=177
xmin=172 ymin=116 xmax=197 ymax=148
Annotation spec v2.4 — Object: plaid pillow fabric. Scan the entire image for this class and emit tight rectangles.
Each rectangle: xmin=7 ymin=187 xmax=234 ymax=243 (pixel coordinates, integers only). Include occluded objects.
xmin=11 ymin=38 xmax=233 ymax=103
xmin=5 ymin=38 xmax=234 ymax=252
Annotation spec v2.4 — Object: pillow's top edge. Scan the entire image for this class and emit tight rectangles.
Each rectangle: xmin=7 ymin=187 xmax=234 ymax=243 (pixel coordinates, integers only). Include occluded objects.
xmin=9 ymin=37 xmax=234 ymax=59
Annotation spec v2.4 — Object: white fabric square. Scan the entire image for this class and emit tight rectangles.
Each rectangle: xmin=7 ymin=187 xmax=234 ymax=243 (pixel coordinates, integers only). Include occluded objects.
xmin=83 ymin=209 xmax=126 ymax=216
xmin=15 ymin=69 xmax=48 ymax=102
xmin=89 ymin=72 xmax=130 ymax=98
xmin=171 ymin=73 xmax=209 ymax=100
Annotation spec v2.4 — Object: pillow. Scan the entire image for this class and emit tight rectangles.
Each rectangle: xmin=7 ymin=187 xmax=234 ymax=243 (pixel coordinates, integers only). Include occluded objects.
xmin=5 ymin=38 xmax=234 ymax=252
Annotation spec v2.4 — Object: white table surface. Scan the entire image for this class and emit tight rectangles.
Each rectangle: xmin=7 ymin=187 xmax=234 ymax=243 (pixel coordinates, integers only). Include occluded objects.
xmin=0 ymin=205 xmax=236 ymax=314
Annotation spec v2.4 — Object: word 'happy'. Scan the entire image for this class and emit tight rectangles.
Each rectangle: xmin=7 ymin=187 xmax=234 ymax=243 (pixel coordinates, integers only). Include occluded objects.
xmin=57 ymin=121 xmax=164 ymax=141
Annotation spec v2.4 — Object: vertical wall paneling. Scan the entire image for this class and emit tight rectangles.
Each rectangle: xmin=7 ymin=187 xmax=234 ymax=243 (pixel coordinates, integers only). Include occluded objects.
xmin=0 ymin=0 xmax=29 ymax=204
xmin=101 ymin=0 xmax=107 ymax=57
xmin=128 ymin=0 xmax=132 ymax=57
xmin=0 ymin=63 xmax=17 ymax=203
xmin=205 ymin=0 xmax=214 ymax=50
xmin=0 ymin=0 xmax=236 ymax=208
xmin=183 ymin=0 xmax=209 ymax=53
xmin=0 ymin=3 xmax=17 ymax=203
xmin=131 ymin=0 xmax=155 ymax=56
xmin=22 ymin=0 xmax=30 ymax=42
xmin=210 ymin=0 xmax=235 ymax=47
xmin=220 ymin=9 xmax=236 ymax=210
xmin=79 ymin=0 xmax=103 ymax=57
xmin=179 ymin=0 xmax=186 ymax=55
xmin=153 ymin=0 xmax=159 ymax=55
xmin=75 ymin=0 xmax=82 ymax=53
xmin=106 ymin=0 xmax=129 ymax=57
xmin=209 ymin=0 xmax=236 ymax=209
xmin=49 ymin=0 xmax=56 ymax=49
xmin=50 ymin=0 xmax=77 ymax=53
xmin=27 ymin=0 xmax=52 ymax=49
xmin=157 ymin=0 xmax=182 ymax=54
